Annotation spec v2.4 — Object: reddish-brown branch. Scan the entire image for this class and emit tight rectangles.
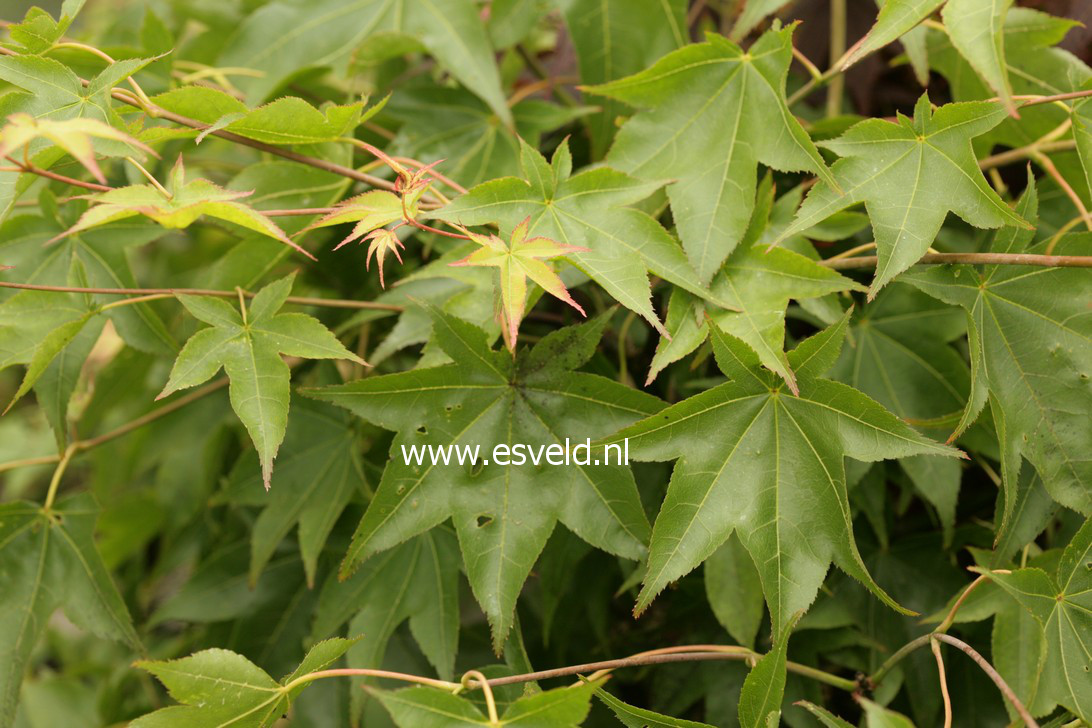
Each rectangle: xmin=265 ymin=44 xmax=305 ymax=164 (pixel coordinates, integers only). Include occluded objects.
xmin=822 ymin=252 xmax=1092 ymax=270
xmin=1 ymin=157 xmax=112 ymax=192
xmin=932 ymin=634 xmax=1039 ymax=728
xmin=0 ymin=281 xmax=403 ymax=311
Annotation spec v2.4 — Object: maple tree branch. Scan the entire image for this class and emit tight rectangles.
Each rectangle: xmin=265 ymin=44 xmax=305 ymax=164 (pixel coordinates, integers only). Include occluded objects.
xmin=0 ymin=281 xmax=404 ymax=311
xmin=931 ymin=638 xmax=953 ymax=728
xmin=821 ymin=252 xmax=1092 ymax=270
xmin=1032 ymin=150 xmax=1092 ymax=230
xmin=978 ymin=139 xmax=1075 ymax=169
xmin=0 ymin=379 xmax=230 ymax=477
xmin=932 ymin=634 xmax=1039 ymax=728
xmin=827 ymin=0 xmax=847 ymax=117
xmin=41 ymin=442 xmax=77 ymax=510
xmin=1 ymin=157 xmax=112 ymax=191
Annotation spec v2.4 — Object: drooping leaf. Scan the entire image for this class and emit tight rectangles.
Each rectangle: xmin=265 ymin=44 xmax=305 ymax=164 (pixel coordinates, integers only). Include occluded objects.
xmin=435 ymin=138 xmax=714 ymax=336
xmin=705 ymin=533 xmax=764 ymax=649
xmin=0 ymin=54 xmax=156 ymax=221
xmin=794 ymin=701 xmax=855 ymax=728
xmin=0 ymin=494 xmax=140 ymax=726
xmin=452 ymin=216 xmax=588 ymax=349
xmin=311 ymin=530 xmax=461 ymax=683
xmin=591 ymin=682 xmax=715 ymax=727
xmin=56 ymin=156 xmax=316 ymax=260
xmin=588 ymin=26 xmax=836 ymax=283
xmin=738 ymin=614 xmax=797 ymax=728
xmin=829 ymin=283 xmax=970 ymax=541
xmin=901 ymin=181 xmax=1092 ymax=524
xmin=604 ymin=314 xmax=960 ymax=637
xmin=942 ymin=0 xmax=1016 ymax=114
xmin=0 ymin=113 xmax=154 ymax=184
xmin=773 ymin=94 xmax=1030 ymax=295
xmin=859 ymin=698 xmax=919 ymax=727
xmin=218 ymin=0 xmax=512 ymax=127
xmin=558 ymin=0 xmax=687 ymax=157
xmin=305 ymin=308 xmax=663 ymax=649
xmin=158 ymin=274 xmax=364 ymax=489
xmin=842 ymin=0 xmax=945 ymax=70
xmin=133 ymin=638 xmax=356 ymax=727
xmin=217 ymin=399 xmax=366 ymax=587
xmin=372 ymin=681 xmax=597 ymax=727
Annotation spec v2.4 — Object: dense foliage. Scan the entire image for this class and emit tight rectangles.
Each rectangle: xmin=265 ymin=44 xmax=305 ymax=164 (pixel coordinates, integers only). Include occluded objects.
xmin=0 ymin=0 xmax=1089 ymax=726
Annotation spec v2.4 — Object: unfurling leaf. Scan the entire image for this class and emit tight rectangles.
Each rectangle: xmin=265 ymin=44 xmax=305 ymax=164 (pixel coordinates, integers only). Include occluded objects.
xmin=159 ymin=274 xmax=365 ymax=489
xmin=434 ymin=138 xmax=714 ymax=336
xmin=55 ymin=156 xmax=316 ymax=259
xmin=452 ymin=216 xmax=588 ymax=350
xmin=300 ymin=189 xmax=407 ymax=247
xmin=0 ymin=113 xmax=156 ymax=183
xmin=358 ymin=228 xmax=405 ymax=289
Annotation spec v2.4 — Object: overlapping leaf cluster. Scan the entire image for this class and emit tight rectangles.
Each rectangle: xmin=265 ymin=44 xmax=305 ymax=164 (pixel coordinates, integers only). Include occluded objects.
xmin=0 ymin=1 xmax=1089 ymax=727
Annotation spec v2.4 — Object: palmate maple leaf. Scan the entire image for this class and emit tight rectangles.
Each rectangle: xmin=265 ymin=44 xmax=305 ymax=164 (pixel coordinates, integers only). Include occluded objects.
xmin=0 ymin=113 xmax=156 ymax=184
xmin=772 ymin=94 xmax=1031 ymax=296
xmin=451 ymin=216 xmax=588 ymax=350
xmin=52 ymin=156 xmax=316 ymax=260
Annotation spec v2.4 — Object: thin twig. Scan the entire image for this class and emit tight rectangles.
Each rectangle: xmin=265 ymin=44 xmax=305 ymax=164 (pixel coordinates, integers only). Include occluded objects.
xmin=931 ymin=637 xmax=953 ymax=728
xmin=932 ymin=634 xmax=1039 ymax=728
xmin=0 ymin=380 xmax=230 ymax=476
xmin=1033 ymin=150 xmax=1092 ymax=231
xmin=1 ymin=157 xmax=112 ymax=192
xmin=0 ymin=281 xmax=403 ymax=311
xmin=979 ymin=139 xmax=1075 ymax=170
xmin=821 ymin=252 xmax=1092 ymax=270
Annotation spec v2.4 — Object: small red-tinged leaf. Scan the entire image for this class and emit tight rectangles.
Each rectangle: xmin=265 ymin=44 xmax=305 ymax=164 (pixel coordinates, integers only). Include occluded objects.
xmin=362 ymin=229 xmax=405 ymax=289
xmin=451 ymin=216 xmax=588 ymax=350
xmin=0 ymin=112 xmax=157 ymax=183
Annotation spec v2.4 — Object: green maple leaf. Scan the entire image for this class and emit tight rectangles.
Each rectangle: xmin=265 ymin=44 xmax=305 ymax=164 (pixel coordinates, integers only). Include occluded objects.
xmin=218 ymin=0 xmax=512 ymax=128
xmin=434 ymin=138 xmax=712 ymax=336
xmin=133 ymin=638 xmax=356 ymax=727
xmin=558 ymin=0 xmax=687 ymax=157
xmin=586 ymin=25 xmax=836 ymax=284
xmin=773 ymin=94 xmax=1030 ymax=296
xmin=0 ymin=494 xmax=140 ymax=726
xmin=311 ymin=530 xmax=460 ymax=718
xmin=305 ymin=307 xmax=663 ymax=650
xmin=591 ymin=682 xmax=714 ymax=727
xmin=217 ymin=399 xmax=367 ymax=587
xmin=647 ymin=176 xmax=864 ymax=390
xmin=372 ymin=682 xmax=597 ymax=727
xmin=977 ymin=517 xmax=1092 ymax=722
xmin=386 ymin=81 xmax=592 ymax=187
xmin=845 ymin=0 xmax=1017 ymax=113
xmin=452 ymin=216 xmax=588 ymax=350
xmin=900 ymin=180 xmax=1092 ymax=531
xmin=0 ymin=113 xmax=154 ymax=184
xmin=0 ymin=53 xmax=156 ymax=221
xmin=830 ymin=284 xmax=971 ymax=543
xmin=146 ymin=86 xmax=380 ymax=146
xmin=57 ymin=156 xmax=316 ymax=260
xmin=158 ymin=274 xmax=364 ymax=489
xmin=604 ymin=312 xmax=960 ymax=638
